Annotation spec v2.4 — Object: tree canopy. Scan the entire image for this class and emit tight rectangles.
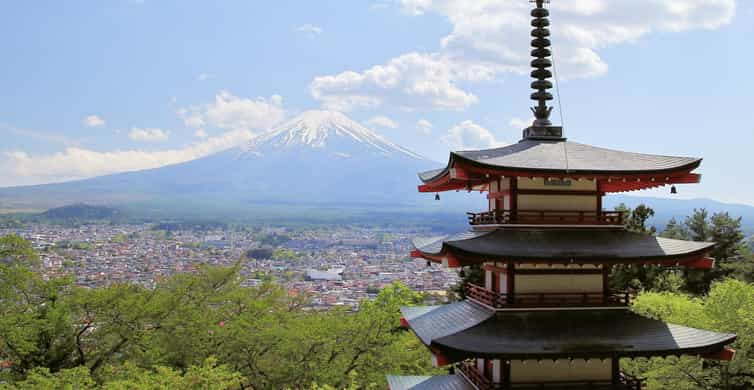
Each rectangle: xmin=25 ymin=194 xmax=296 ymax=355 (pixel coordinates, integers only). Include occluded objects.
xmin=0 ymin=235 xmax=437 ymax=389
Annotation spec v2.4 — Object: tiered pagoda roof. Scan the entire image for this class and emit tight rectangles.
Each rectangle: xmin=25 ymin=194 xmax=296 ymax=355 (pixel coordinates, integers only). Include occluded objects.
xmin=402 ymin=301 xmax=736 ymax=363
xmin=387 ymin=0 xmax=736 ymax=389
xmin=412 ymin=229 xmax=715 ymax=268
xmin=419 ymin=140 xmax=702 ymax=194
xmin=386 ymin=375 xmax=475 ymax=390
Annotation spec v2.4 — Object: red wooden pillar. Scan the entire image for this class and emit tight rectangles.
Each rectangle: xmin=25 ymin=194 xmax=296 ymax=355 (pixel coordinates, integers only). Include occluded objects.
xmin=507 ymin=262 xmax=516 ymax=304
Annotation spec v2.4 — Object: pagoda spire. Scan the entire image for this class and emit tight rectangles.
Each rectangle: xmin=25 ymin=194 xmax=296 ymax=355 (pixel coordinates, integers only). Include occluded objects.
xmin=523 ymin=0 xmax=564 ymax=140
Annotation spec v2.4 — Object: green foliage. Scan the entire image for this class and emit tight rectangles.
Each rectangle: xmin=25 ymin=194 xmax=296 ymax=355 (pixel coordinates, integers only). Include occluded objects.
xmin=668 ymin=209 xmax=753 ymax=294
xmin=628 ymin=280 xmax=754 ymax=389
xmin=1 ymin=359 xmax=242 ymax=390
xmin=611 ymin=204 xmax=671 ymax=292
xmin=0 ymin=235 xmax=438 ymax=389
xmin=612 ymin=206 xmax=754 ymax=294
xmin=272 ymin=248 xmax=298 ymax=261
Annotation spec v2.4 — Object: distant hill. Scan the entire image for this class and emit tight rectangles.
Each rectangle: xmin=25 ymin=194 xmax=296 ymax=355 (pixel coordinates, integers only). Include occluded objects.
xmin=36 ymin=204 xmax=124 ymax=223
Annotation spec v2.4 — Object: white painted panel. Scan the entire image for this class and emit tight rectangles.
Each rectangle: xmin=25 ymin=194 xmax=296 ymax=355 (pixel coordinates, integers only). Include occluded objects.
xmin=511 ymin=359 xmax=612 ymax=382
xmin=518 ymin=177 xmax=597 ymax=191
xmin=485 ymin=270 xmax=493 ymax=290
xmin=515 ymin=274 xmax=603 ymax=294
xmin=492 ymin=360 xmax=501 ymax=383
xmin=518 ymin=195 xmax=597 ymax=212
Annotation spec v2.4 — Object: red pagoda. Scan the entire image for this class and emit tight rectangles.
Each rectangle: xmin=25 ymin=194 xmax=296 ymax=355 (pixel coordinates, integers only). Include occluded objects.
xmin=387 ymin=1 xmax=737 ymax=389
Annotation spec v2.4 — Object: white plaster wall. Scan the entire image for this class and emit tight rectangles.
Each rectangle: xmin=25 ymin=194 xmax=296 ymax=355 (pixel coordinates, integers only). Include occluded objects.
xmin=515 ymin=274 xmax=603 ymax=294
xmin=518 ymin=194 xmax=597 ymax=212
xmin=518 ymin=177 xmax=597 ymax=191
xmin=510 ymin=359 xmax=612 ymax=382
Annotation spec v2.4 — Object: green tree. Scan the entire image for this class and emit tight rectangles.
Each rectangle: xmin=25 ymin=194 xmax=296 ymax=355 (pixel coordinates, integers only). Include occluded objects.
xmin=0 ymin=235 xmax=77 ymax=378
xmin=627 ymin=279 xmax=754 ymax=389
xmin=680 ymin=209 xmax=751 ymax=294
xmin=0 ymin=235 xmax=440 ymax=389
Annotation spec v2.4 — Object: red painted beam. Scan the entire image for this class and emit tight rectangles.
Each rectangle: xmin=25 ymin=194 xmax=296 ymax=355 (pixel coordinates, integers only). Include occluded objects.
xmin=399 ymin=317 xmax=409 ymax=329
xmin=685 ymin=257 xmax=715 ymax=270
xmin=444 ymin=253 xmax=461 ymax=268
xmin=431 ymin=350 xmax=451 ymax=367
xmin=702 ymin=347 xmax=736 ymax=361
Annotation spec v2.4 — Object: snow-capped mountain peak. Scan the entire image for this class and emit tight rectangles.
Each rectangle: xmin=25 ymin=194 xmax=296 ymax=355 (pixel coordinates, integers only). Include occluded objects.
xmin=241 ymin=110 xmax=424 ymax=160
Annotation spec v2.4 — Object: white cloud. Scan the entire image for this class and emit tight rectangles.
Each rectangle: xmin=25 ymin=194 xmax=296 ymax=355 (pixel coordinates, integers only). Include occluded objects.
xmin=128 ymin=127 xmax=169 ymax=142
xmin=365 ymin=115 xmax=399 ymax=129
xmin=296 ymin=24 xmax=323 ymax=37
xmin=83 ymin=115 xmax=105 ymax=128
xmin=310 ymin=52 xmax=478 ymax=112
xmin=178 ymin=90 xmax=285 ymax=134
xmin=399 ymin=0 xmax=735 ymax=79
xmin=440 ymin=120 xmax=504 ymax=150
xmin=416 ymin=119 xmax=433 ymax=134
xmin=196 ymin=73 xmax=212 ymax=81
xmin=1 ymin=129 xmax=254 ymax=186
xmin=194 ymin=129 xmax=208 ymax=139
xmin=311 ymin=0 xmax=735 ymax=112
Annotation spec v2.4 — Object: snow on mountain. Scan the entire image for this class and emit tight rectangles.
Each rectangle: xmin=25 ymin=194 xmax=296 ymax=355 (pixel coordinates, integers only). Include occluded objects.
xmin=241 ymin=110 xmax=424 ymax=160
xmin=0 ymin=110 xmax=439 ymax=212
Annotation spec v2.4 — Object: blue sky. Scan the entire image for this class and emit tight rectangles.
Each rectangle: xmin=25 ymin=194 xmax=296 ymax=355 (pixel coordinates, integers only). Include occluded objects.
xmin=1 ymin=0 xmax=752 ymax=205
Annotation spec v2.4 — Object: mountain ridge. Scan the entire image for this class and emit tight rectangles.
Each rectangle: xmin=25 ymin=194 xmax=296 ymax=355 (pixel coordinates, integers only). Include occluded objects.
xmin=0 ymin=111 xmax=437 ymax=212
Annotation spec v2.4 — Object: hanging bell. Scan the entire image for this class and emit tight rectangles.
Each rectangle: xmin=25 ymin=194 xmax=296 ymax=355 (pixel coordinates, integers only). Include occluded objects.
xmin=435 ymin=193 xmax=441 ymax=201
xmin=459 ymin=269 xmax=466 ymax=278
xmin=427 ymin=261 xmax=432 ymax=268
xmin=670 ymin=185 xmax=678 ymax=194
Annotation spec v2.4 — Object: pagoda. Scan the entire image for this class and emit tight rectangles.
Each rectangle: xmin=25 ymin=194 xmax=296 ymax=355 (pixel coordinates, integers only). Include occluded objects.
xmin=387 ymin=1 xmax=737 ymax=389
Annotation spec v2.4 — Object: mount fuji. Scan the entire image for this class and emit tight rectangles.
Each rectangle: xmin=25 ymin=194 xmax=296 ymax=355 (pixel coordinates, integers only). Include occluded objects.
xmin=0 ymin=111 xmax=443 ymax=217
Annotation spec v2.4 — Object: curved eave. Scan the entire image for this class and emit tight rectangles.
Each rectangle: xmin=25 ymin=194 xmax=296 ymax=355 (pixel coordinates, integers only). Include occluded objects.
xmin=434 ymin=335 xmax=737 ymax=362
xmin=404 ymin=305 xmax=737 ymax=364
xmin=411 ymin=230 xmax=717 ymax=268
xmin=452 ymin=150 xmax=702 ymax=178
xmin=418 ymin=151 xmax=702 ymax=194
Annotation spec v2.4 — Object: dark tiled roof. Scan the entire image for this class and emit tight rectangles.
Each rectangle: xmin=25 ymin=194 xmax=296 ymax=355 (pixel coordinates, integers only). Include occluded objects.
xmin=420 ymin=139 xmax=701 ymax=183
xmin=401 ymin=301 xmax=494 ymax=345
xmin=406 ymin=305 xmax=736 ymax=361
xmin=414 ymin=228 xmax=714 ymax=263
xmin=386 ymin=375 xmax=475 ymax=390
xmin=434 ymin=310 xmax=736 ymax=360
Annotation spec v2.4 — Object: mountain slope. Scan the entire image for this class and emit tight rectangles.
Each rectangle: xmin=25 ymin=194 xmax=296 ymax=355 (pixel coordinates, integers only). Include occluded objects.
xmin=0 ymin=111 xmax=438 ymax=213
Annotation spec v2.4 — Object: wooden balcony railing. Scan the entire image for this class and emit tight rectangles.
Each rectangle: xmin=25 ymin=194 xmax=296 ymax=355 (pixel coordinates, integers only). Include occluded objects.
xmin=458 ymin=360 xmax=496 ymax=389
xmin=465 ymin=284 xmax=632 ymax=309
xmin=467 ymin=210 xmax=625 ymax=226
xmin=457 ymin=361 xmax=643 ymax=390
